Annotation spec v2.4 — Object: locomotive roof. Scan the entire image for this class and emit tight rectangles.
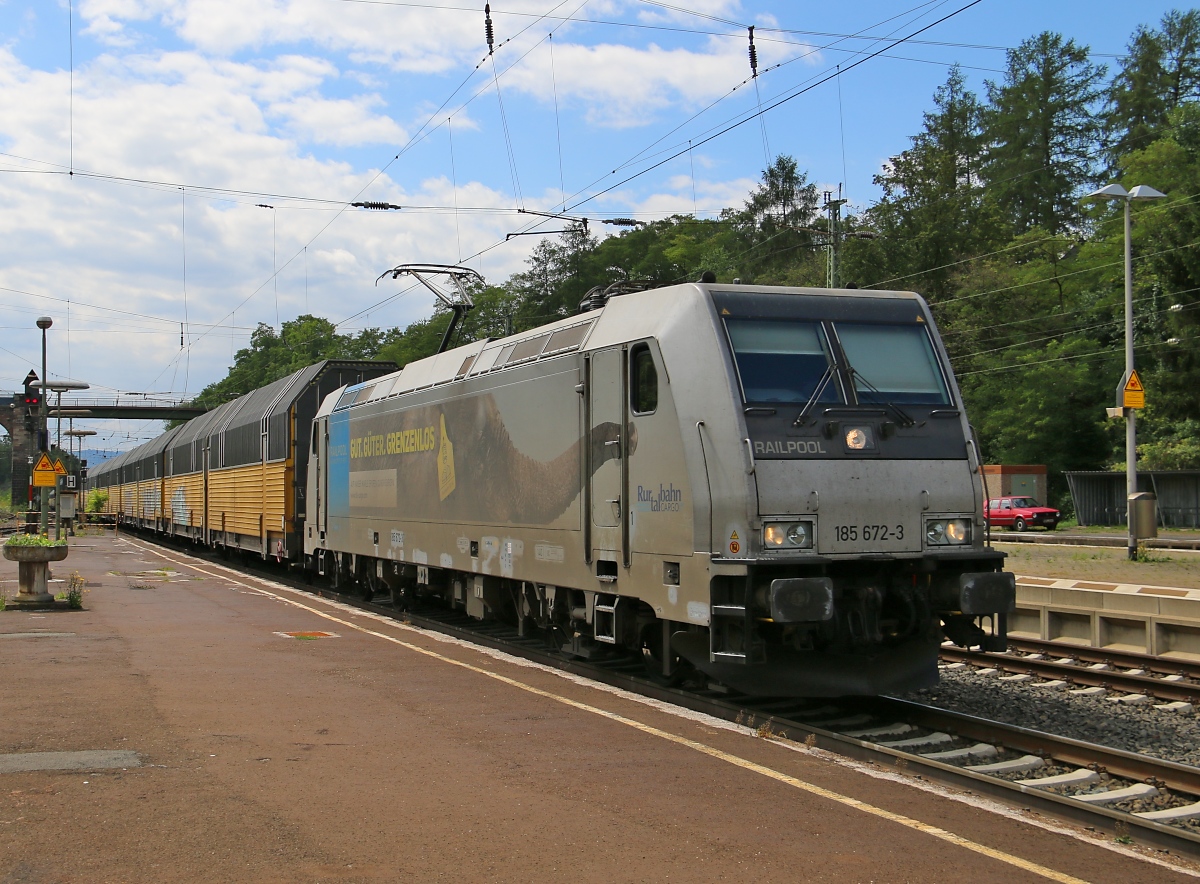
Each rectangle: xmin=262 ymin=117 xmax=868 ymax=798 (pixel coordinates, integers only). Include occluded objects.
xmin=333 ymin=283 xmax=928 ymax=410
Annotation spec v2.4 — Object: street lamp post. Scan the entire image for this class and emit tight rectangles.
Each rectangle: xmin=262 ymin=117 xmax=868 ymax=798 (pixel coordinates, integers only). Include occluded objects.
xmin=1086 ymin=183 xmax=1167 ymax=560
xmin=35 ymin=317 xmax=52 ymax=534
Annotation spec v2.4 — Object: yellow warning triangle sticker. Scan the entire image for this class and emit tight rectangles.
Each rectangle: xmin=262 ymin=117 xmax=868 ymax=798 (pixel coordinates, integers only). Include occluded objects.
xmin=730 ymin=530 xmax=739 ymax=541
xmin=53 ymin=458 xmax=68 ymax=475
xmin=33 ymin=452 xmax=54 ymax=472
xmin=720 ymin=308 xmax=731 ymax=315
xmin=1124 ymin=369 xmax=1144 ymax=393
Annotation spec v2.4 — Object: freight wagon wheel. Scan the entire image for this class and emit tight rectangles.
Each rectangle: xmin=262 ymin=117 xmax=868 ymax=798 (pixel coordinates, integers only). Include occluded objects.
xmin=1013 ymin=517 xmax=1027 ymax=532
xmin=639 ymin=623 xmax=685 ymax=687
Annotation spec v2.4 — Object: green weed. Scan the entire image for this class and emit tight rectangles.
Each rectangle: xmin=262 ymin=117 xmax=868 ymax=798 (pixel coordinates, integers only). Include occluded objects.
xmin=1134 ymin=544 xmax=1168 ymax=563
xmin=66 ymin=571 xmax=87 ymax=609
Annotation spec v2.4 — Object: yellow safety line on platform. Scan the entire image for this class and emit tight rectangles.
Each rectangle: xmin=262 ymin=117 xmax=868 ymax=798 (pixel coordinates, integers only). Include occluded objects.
xmin=126 ymin=540 xmax=1090 ymax=884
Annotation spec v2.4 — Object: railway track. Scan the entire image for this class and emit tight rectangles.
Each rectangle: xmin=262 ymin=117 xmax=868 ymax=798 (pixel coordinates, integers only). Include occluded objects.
xmin=120 ymin=530 xmax=1200 ymax=858
xmin=940 ymin=638 xmax=1200 ymax=705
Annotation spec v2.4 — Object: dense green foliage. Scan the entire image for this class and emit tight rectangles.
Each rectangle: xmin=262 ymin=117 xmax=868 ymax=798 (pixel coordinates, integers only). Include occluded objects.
xmin=85 ymin=489 xmax=109 ymax=513
xmin=191 ymin=316 xmax=400 ymax=410
xmin=187 ymin=12 xmax=1200 ymax=507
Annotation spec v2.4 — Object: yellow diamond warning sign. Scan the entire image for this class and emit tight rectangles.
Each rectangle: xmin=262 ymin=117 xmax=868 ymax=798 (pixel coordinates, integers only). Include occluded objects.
xmin=1122 ymin=369 xmax=1145 ymax=409
xmin=32 ymin=452 xmax=56 ymax=488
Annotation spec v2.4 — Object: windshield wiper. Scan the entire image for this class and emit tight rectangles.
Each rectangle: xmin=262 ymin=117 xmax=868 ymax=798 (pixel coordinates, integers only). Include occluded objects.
xmin=793 ymin=364 xmax=838 ymax=426
xmin=849 ymin=369 xmax=916 ymax=428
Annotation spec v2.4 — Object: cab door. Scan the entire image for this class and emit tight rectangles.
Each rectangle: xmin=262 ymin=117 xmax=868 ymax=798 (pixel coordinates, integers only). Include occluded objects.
xmin=589 ymin=348 xmax=627 ymax=563
xmin=313 ymin=418 xmax=326 ymax=541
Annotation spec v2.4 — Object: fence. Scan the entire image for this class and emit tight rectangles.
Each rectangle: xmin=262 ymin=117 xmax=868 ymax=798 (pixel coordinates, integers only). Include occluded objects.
xmin=1065 ymin=470 xmax=1200 ymax=528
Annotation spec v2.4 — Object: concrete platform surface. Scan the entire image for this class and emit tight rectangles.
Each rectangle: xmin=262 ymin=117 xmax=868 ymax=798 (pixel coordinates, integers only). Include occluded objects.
xmin=2 ymin=530 xmax=1196 ymax=883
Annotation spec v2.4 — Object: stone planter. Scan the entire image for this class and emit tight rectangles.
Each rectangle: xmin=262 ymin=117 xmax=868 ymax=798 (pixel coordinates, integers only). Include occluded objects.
xmin=3 ymin=544 xmax=69 ymax=607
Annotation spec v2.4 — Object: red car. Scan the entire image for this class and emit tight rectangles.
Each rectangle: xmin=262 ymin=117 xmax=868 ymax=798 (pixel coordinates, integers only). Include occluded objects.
xmin=986 ymin=496 xmax=1060 ymax=532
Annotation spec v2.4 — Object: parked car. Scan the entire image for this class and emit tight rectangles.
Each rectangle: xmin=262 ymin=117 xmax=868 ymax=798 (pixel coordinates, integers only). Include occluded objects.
xmin=986 ymin=496 xmax=1061 ymax=532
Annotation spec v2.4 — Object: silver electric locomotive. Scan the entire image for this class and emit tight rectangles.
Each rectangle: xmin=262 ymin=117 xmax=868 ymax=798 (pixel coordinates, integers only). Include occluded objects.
xmin=305 ymin=281 xmax=1014 ymax=696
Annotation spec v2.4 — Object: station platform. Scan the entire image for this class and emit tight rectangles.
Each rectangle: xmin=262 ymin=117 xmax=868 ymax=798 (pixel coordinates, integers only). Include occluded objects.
xmin=1 ymin=530 xmax=1195 ymax=883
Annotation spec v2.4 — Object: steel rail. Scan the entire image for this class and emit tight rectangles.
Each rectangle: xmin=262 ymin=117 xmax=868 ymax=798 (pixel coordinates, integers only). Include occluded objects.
xmin=939 ymin=646 xmax=1200 ymax=704
xmin=1006 ymin=636 xmax=1200 ymax=677
xmin=877 ymin=696 xmax=1200 ymax=794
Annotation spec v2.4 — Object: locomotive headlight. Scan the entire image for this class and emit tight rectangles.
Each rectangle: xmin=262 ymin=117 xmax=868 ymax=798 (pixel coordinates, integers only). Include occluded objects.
xmin=925 ymin=518 xmax=971 ymax=546
xmin=844 ymin=426 xmax=874 ymax=450
xmin=786 ymin=522 xmax=810 ymax=547
xmin=945 ymin=520 xmax=969 ymax=543
xmin=763 ymin=520 xmax=815 ymax=550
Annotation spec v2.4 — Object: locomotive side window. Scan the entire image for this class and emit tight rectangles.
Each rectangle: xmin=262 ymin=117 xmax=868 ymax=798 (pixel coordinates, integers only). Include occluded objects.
xmin=725 ymin=320 xmax=843 ymax=404
xmin=835 ymin=323 xmax=951 ymax=405
xmin=630 ymin=344 xmax=658 ymax=414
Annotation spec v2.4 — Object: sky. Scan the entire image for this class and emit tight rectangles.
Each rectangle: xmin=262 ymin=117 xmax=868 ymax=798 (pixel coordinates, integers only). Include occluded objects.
xmin=0 ymin=0 xmax=1187 ymax=452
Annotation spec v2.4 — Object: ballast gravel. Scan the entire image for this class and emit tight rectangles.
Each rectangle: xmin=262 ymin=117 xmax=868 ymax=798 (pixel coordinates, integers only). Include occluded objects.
xmin=902 ymin=666 xmax=1200 ymax=767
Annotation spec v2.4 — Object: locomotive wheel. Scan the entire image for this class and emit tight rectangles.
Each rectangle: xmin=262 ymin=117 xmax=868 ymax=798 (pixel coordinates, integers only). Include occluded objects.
xmin=1014 ymin=517 xmax=1027 ymax=532
xmin=639 ymin=622 xmax=685 ymax=686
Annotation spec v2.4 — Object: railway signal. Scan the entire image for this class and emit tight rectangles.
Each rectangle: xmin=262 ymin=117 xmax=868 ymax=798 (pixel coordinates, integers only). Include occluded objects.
xmin=22 ymin=370 xmax=41 ymax=412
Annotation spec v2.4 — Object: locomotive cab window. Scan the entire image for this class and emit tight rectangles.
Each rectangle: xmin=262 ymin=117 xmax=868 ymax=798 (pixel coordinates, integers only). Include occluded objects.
xmin=630 ymin=344 xmax=658 ymax=414
xmin=725 ymin=320 xmax=843 ymax=404
xmin=835 ymin=323 xmax=951 ymax=406
xmin=311 ymin=424 xmax=319 ymax=455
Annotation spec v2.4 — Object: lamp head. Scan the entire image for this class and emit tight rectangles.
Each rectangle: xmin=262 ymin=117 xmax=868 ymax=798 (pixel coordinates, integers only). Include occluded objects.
xmin=1086 ymin=184 xmax=1129 ymax=201
xmin=1129 ymin=184 xmax=1167 ymax=200
xmin=36 ymin=316 xmax=53 ymax=330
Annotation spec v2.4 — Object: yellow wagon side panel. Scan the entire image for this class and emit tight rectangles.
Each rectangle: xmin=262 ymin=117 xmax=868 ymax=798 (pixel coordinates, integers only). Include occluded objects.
xmin=164 ymin=473 xmax=205 ymax=528
xmin=120 ymin=482 xmax=136 ymax=518
xmin=206 ymin=461 xmax=287 ymax=540
xmin=101 ymin=483 xmax=121 ymax=515
xmin=136 ymin=478 xmax=162 ymax=523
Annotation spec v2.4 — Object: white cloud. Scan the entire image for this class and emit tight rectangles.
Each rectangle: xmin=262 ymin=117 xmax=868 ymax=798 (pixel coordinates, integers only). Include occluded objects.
xmin=270 ymin=94 xmax=406 ymax=147
xmin=0 ymin=1 xmax=819 ymax=409
xmin=80 ymin=0 xmax=491 ymax=70
xmin=626 ymin=173 xmax=758 ymax=218
xmin=0 ymin=41 xmax=525 ymax=396
xmin=77 ymin=1 xmax=811 ymax=127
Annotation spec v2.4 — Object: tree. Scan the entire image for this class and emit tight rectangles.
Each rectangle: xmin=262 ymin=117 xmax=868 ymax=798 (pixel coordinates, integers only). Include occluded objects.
xmin=1106 ymin=11 xmax=1200 ymax=166
xmin=982 ymin=32 xmax=1106 ymax=235
xmin=1137 ymin=417 xmax=1200 ymax=469
xmin=1162 ymin=10 xmax=1200 ymax=107
xmin=193 ymin=315 xmax=397 ymax=409
xmin=504 ymin=222 xmax=599 ymax=327
xmin=723 ymin=155 xmax=820 ymax=281
xmin=377 ymin=284 xmax=520 ymax=368
xmin=1119 ymin=102 xmax=1200 ymax=426
xmin=1107 ymin=26 xmax=1170 ymax=165
xmin=961 ymin=337 xmax=1114 ymax=507
xmin=856 ymin=66 xmax=994 ymax=299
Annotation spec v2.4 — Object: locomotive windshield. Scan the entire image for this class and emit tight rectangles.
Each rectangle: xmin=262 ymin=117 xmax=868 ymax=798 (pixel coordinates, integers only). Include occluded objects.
xmin=726 ymin=318 xmax=950 ymax=406
xmin=725 ymin=320 xmax=845 ymax=404
xmin=835 ymin=323 xmax=950 ymax=406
